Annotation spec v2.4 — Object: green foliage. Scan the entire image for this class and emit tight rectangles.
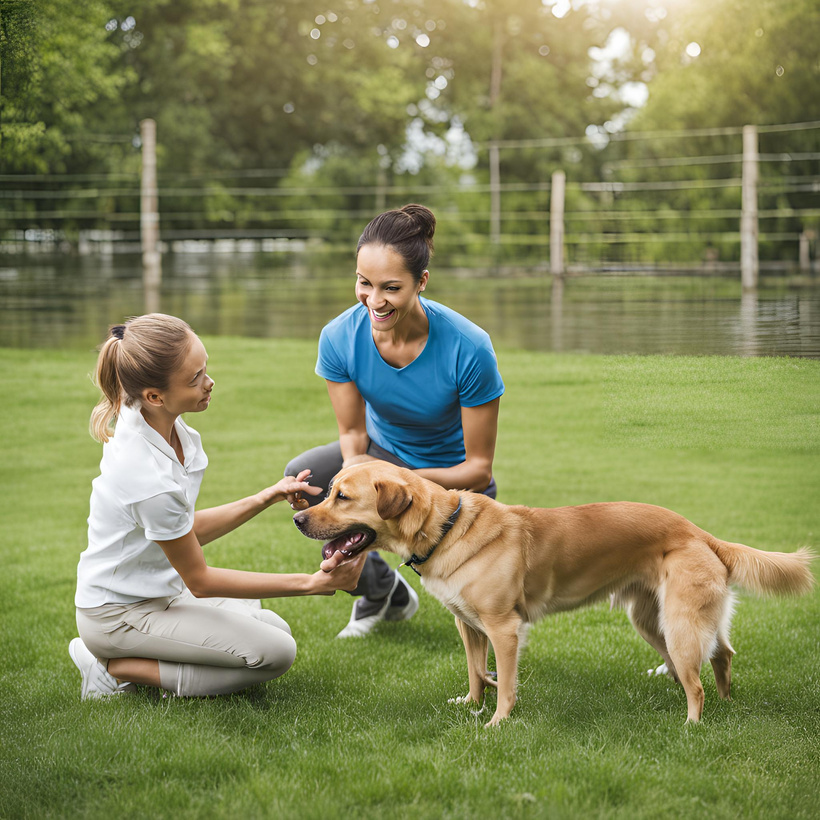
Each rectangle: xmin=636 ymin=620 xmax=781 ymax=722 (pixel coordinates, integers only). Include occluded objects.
xmin=601 ymin=0 xmax=820 ymax=264
xmin=0 ymin=0 xmax=135 ymax=173
xmin=1 ymin=0 xmax=818 ymax=265
xmin=0 ymin=0 xmax=621 ymax=177
xmin=629 ymin=0 xmax=820 ymax=130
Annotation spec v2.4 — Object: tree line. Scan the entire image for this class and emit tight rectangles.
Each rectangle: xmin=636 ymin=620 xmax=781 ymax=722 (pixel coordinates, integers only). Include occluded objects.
xmin=1 ymin=0 xmax=818 ymax=266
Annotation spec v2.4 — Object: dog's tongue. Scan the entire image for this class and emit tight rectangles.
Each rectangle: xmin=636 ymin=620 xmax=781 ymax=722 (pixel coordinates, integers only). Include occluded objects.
xmin=322 ymin=531 xmax=366 ymax=561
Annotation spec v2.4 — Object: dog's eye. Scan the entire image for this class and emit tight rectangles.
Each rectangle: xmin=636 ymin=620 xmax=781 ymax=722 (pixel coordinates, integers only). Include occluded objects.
xmin=336 ymin=491 xmax=349 ymax=501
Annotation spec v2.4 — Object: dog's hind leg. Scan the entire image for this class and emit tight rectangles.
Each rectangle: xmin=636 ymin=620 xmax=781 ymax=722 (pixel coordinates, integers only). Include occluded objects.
xmin=661 ymin=552 xmax=728 ymax=722
xmin=453 ymin=617 xmax=490 ymax=709
xmin=709 ymin=591 xmax=736 ymax=700
xmin=623 ymin=587 xmax=680 ymax=684
xmin=482 ymin=614 xmax=524 ymax=726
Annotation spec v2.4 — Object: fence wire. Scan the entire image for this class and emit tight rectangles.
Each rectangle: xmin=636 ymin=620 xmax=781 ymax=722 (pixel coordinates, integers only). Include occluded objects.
xmin=1 ymin=120 xmax=818 ymax=271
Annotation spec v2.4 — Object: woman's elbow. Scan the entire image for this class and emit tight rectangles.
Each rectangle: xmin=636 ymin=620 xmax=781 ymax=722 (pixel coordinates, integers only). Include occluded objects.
xmin=182 ymin=572 xmax=214 ymax=598
xmin=470 ymin=464 xmax=493 ymax=493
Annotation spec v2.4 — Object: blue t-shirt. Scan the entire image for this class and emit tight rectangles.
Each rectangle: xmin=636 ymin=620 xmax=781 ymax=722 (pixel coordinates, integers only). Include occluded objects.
xmin=316 ymin=298 xmax=504 ymax=468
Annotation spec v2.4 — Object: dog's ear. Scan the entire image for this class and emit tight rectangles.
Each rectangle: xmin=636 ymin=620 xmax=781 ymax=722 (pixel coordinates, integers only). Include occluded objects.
xmin=375 ymin=480 xmax=412 ymax=520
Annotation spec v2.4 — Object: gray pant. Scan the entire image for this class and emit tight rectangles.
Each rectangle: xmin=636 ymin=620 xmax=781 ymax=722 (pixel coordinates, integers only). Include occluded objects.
xmin=285 ymin=441 xmax=497 ymax=601
xmin=76 ymin=590 xmax=296 ymax=696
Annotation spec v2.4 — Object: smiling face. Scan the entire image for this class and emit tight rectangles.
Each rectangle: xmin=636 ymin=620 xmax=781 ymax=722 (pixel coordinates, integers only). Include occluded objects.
xmin=355 ymin=244 xmax=428 ymax=334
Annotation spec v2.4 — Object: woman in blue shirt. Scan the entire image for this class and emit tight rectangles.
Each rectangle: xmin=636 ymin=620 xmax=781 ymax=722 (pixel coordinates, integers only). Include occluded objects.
xmin=286 ymin=204 xmax=505 ymax=638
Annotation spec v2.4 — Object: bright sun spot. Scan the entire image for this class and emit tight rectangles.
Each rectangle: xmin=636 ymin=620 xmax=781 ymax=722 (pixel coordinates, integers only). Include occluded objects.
xmin=685 ymin=41 xmax=702 ymax=58
xmin=550 ymin=0 xmax=571 ymax=19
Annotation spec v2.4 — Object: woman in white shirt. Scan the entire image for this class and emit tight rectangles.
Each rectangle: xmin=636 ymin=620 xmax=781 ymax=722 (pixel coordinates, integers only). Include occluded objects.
xmin=70 ymin=313 xmax=363 ymax=700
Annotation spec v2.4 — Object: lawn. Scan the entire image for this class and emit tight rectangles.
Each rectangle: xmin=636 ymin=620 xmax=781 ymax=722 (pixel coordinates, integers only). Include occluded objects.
xmin=1 ymin=339 xmax=818 ymax=819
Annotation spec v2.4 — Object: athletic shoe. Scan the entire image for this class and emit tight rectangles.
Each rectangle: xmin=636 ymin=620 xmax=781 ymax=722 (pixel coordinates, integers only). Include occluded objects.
xmin=384 ymin=572 xmax=419 ymax=622
xmin=68 ymin=638 xmax=136 ymax=700
xmin=336 ymin=573 xmax=401 ymax=638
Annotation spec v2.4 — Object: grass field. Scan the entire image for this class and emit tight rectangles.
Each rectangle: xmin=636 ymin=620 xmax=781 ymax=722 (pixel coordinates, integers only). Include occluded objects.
xmin=1 ymin=339 xmax=818 ymax=819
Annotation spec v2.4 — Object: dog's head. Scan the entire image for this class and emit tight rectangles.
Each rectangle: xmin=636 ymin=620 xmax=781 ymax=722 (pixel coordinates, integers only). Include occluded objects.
xmin=292 ymin=461 xmax=438 ymax=562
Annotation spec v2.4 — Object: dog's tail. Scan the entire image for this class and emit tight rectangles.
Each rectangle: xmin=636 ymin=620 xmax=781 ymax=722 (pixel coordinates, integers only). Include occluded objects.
xmin=708 ymin=538 xmax=815 ymax=596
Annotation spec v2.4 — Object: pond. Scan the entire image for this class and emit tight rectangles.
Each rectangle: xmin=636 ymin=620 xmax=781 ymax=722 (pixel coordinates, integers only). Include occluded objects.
xmin=1 ymin=252 xmax=818 ymax=357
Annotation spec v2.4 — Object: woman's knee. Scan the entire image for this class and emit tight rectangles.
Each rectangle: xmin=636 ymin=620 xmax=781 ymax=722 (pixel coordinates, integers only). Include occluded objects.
xmin=285 ymin=441 xmax=340 ymax=478
xmin=285 ymin=442 xmax=344 ymax=507
xmin=250 ymin=630 xmax=297 ymax=674
xmin=285 ymin=452 xmax=311 ymax=479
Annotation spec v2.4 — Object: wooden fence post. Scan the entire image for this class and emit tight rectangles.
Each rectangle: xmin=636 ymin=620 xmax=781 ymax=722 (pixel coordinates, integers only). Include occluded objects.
xmin=489 ymin=142 xmax=501 ymax=245
xmin=798 ymin=230 xmax=814 ymax=272
xmin=740 ymin=124 xmax=759 ymax=291
xmin=550 ymin=170 xmax=566 ymax=276
xmin=140 ymin=118 xmax=161 ymax=310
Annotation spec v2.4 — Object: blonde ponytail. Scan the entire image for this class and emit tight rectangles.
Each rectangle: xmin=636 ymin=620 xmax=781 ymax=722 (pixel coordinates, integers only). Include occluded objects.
xmin=90 ymin=335 xmax=125 ymax=442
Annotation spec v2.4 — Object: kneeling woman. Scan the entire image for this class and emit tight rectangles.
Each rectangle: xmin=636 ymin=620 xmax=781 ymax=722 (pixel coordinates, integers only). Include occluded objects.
xmin=286 ymin=204 xmax=505 ymax=638
xmin=70 ymin=314 xmax=362 ymax=700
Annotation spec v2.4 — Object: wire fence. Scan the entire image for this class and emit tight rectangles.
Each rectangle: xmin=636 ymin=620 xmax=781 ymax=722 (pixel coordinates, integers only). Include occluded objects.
xmin=1 ymin=119 xmax=818 ymax=273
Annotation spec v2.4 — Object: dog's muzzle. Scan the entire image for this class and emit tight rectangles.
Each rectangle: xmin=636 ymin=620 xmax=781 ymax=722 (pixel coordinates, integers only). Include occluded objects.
xmin=292 ymin=511 xmax=377 ymax=559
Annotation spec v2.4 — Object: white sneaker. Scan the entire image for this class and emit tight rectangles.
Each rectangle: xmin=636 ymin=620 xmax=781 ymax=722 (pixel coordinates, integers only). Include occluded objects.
xmin=385 ymin=573 xmax=419 ymax=622
xmin=68 ymin=638 xmax=135 ymax=700
xmin=336 ymin=573 xmax=401 ymax=639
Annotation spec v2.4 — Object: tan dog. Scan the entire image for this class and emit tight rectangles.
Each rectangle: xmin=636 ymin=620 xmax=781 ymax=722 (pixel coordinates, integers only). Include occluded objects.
xmin=293 ymin=461 xmax=814 ymax=726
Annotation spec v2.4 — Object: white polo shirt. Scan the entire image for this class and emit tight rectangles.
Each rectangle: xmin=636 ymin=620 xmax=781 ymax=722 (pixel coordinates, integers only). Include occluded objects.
xmin=75 ymin=404 xmax=209 ymax=607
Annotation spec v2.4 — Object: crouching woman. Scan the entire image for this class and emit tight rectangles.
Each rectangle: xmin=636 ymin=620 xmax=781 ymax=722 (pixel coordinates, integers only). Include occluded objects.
xmin=69 ymin=313 xmax=362 ymax=699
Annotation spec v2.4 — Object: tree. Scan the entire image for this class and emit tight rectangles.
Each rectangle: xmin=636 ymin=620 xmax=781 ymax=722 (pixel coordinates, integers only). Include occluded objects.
xmin=605 ymin=0 xmax=820 ymax=263
xmin=625 ymin=0 xmax=820 ymax=131
xmin=0 ymin=0 xmax=134 ymax=173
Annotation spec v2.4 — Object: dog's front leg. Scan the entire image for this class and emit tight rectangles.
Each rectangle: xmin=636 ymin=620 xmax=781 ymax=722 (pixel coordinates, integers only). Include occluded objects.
xmin=452 ymin=616 xmax=489 ymax=708
xmin=483 ymin=615 xmax=522 ymax=727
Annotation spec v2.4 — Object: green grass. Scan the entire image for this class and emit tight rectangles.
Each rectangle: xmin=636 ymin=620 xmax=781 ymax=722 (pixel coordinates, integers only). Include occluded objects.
xmin=1 ymin=339 xmax=818 ymax=819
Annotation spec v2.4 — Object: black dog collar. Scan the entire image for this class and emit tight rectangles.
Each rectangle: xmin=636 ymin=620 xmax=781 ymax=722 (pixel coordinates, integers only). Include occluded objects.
xmin=401 ymin=497 xmax=463 ymax=577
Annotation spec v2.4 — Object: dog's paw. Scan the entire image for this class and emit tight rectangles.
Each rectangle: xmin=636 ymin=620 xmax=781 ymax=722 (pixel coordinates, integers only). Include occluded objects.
xmin=647 ymin=663 xmax=669 ymax=677
xmin=448 ymin=694 xmax=484 ymax=708
xmin=447 ymin=695 xmax=486 ymax=717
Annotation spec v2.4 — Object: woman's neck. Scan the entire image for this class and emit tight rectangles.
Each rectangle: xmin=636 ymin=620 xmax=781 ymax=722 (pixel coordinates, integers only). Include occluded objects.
xmin=140 ymin=405 xmax=179 ymax=449
xmin=372 ymin=300 xmax=429 ymax=368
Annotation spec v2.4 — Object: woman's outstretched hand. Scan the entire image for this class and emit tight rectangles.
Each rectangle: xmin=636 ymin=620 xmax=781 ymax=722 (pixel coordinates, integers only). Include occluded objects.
xmin=312 ymin=551 xmax=366 ymax=594
xmin=260 ymin=469 xmax=323 ymax=510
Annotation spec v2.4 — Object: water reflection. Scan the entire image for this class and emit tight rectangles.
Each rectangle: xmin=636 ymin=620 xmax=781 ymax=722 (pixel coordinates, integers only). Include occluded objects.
xmin=143 ymin=256 xmax=162 ymax=314
xmin=0 ymin=252 xmax=818 ymax=357
xmin=739 ymin=290 xmax=759 ymax=356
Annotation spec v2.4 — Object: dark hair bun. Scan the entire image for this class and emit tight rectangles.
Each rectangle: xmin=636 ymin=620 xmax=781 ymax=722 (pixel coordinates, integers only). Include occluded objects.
xmin=399 ymin=204 xmax=436 ymax=244
xmin=357 ymin=203 xmax=437 ymax=281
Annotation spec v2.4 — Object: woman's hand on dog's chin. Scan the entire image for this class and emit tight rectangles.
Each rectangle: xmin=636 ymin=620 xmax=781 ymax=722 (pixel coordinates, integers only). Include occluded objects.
xmin=312 ymin=551 xmax=366 ymax=594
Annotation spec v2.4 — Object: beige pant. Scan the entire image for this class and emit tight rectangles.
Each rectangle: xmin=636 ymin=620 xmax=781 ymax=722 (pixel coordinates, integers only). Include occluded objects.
xmin=76 ymin=589 xmax=296 ymax=696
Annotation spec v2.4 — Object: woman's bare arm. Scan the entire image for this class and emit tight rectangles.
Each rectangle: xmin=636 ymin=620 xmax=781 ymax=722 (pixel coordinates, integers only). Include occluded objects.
xmin=326 ymin=379 xmax=373 ymax=464
xmin=157 ymin=529 xmax=365 ymax=599
xmin=415 ymin=398 xmax=500 ymax=492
